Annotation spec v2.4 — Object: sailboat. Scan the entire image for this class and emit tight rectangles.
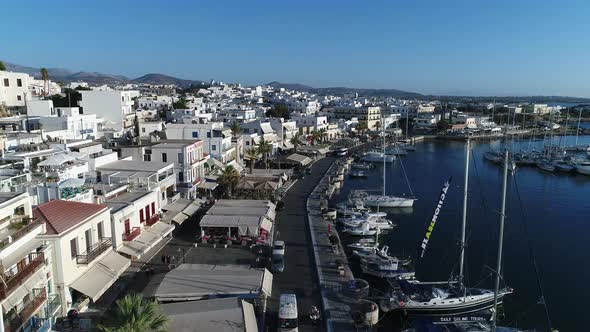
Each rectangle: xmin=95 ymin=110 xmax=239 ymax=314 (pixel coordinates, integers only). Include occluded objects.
xmin=380 ymin=140 xmax=513 ymax=316
xmin=364 ymin=117 xmax=416 ymax=208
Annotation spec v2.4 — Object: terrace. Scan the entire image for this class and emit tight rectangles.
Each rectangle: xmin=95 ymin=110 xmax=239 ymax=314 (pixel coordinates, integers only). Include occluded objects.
xmin=76 ymin=238 xmax=112 ymax=265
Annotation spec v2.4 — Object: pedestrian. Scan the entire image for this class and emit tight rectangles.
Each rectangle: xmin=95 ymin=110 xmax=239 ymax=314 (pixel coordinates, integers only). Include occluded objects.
xmin=328 ymin=223 xmax=332 ymax=234
xmin=170 ymin=255 xmax=176 ymax=269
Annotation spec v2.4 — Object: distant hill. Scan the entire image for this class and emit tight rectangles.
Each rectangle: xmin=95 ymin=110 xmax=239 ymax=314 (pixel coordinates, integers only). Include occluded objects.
xmin=267 ymin=81 xmax=424 ymax=99
xmin=131 ymin=73 xmax=205 ymax=88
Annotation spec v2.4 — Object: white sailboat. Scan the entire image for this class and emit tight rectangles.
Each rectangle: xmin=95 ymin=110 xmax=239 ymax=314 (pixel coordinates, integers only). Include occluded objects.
xmin=343 ymin=221 xmax=381 ymax=236
xmin=364 ymin=119 xmax=416 ymax=208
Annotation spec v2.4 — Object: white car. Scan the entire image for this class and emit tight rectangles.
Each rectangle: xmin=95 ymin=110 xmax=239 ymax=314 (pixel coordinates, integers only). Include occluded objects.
xmin=273 ymin=240 xmax=285 ymax=257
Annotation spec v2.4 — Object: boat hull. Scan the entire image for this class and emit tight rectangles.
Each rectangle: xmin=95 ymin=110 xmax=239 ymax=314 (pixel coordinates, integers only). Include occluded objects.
xmin=364 ymin=197 xmax=416 ymax=208
xmin=381 ymin=293 xmax=506 ymax=317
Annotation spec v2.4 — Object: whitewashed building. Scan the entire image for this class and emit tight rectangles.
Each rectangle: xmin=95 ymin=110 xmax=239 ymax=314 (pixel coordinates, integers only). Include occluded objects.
xmin=78 ymin=90 xmax=139 ymax=132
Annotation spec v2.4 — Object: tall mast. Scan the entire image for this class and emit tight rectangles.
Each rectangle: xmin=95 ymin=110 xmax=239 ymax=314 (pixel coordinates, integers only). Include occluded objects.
xmin=576 ymin=108 xmax=582 ymax=146
xmin=459 ymin=139 xmax=470 ymax=286
xmin=382 ymin=116 xmax=386 ymax=197
xmin=492 ymin=149 xmax=509 ymax=330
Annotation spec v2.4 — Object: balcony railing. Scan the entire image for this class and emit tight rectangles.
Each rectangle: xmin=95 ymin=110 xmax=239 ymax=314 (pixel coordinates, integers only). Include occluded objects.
xmin=0 ymin=218 xmax=41 ymax=250
xmin=122 ymin=227 xmax=141 ymax=242
xmin=0 ymin=252 xmax=45 ymax=300
xmin=146 ymin=214 xmax=160 ymax=226
xmin=46 ymin=294 xmax=61 ymax=315
xmin=76 ymin=238 xmax=112 ymax=265
xmin=4 ymin=287 xmax=47 ymax=332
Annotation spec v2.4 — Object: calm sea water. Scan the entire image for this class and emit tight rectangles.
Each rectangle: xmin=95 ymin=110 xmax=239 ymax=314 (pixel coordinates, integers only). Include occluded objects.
xmin=334 ymin=135 xmax=590 ymax=331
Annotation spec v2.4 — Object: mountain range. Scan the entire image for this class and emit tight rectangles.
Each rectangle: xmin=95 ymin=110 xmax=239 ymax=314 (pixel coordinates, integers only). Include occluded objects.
xmin=1 ymin=61 xmax=204 ymax=87
xmin=266 ymin=81 xmax=425 ymax=98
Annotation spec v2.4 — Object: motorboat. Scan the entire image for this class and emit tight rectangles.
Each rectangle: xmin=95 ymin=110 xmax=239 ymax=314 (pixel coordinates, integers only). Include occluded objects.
xmin=349 ymin=170 xmax=367 ymax=178
xmin=553 ymin=161 xmax=576 ymax=173
xmin=359 ymin=252 xmax=415 ymax=279
xmin=361 ymin=151 xmax=395 ymax=163
xmin=380 ymin=279 xmax=513 ymax=316
xmin=364 ymin=194 xmax=416 ymax=208
xmin=344 ymin=217 xmax=395 ymax=230
xmin=575 ymin=161 xmax=590 ymax=175
xmin=352 ymin=162 xmax=372 ymax=170
xmin=536 ymin=160 xmax=555 ymax=172
xmin=343 ymin=222 xmax=381 ymax=236
xmin=384 ymin=146 xmax=408 ymax=156
xmin=484 ymin=151 xmax=502 ymax=163
xmin=353 ymin=246 xmax=411 ymax=266
xmin=347 ymin=238 xmax=378 ymax=253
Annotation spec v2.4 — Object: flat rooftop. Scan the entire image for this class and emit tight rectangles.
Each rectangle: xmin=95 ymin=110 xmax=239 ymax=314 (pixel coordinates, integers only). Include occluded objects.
xmin=97 ymin=159 xmax=173 ymax=172
xmin=0 ymin=192 xmax=26 ymax=205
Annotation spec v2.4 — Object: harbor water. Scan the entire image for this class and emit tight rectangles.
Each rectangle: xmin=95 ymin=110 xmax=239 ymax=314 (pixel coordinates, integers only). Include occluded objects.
xmin=333 ymin=135 xmax=590 ymax=331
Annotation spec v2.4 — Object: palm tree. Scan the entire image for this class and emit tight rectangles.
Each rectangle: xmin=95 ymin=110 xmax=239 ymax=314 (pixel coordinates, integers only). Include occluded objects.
xmin=290 ymin=133 xmax=302 ymax=152
xmin=228 ymin=121 xmax=242 ymax=162
xmin=356 ymin=121 xmax=368 ymax=137
xmin=218 ymin=165 xmax=240 ymax=197
xmin=257 ymin=139 xmax=273 ymax=170
xmin=98 ymin=293 xmax=168 ymax=332
xmin=0 ymin=61 xmax=5 ymax=71
xmin=40 ymin=68 xmax=49 ymax=96
xmin=245 ymin=147 xmax=259 ymax=174
xmin=310 ymin=131 xmax=322 ymax=146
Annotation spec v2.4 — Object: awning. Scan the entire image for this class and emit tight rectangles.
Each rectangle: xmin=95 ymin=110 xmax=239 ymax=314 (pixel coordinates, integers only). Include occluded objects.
xmin=171 ymin=212 xmax=189 ymax=224
xmin=0 ymin=239 xmax=43 ymax=269
xmin=285 ymin=153 xmax=312 ymax=166
xmin=118 ymin=241 xmax=146 ymax=258
xmin=70 ymin=251 xmax=130 ymax=301
xmin=262 ymin=269 xmax=273 ymax=297
xmin=2 ymin=269 xmax=45 ymax=311
xmin=197 ymin=181 xmax=218 ymax=190
xmin=282 ymin=141 xmax=294 ymax=150
xmin=182 ymin=201 xmax=201 ymax=217
xmin=260 ymin=219 xmax=273 ymax=232
xmin=148 ymin=222 xmax=175 ymax=238
xmin=227 ymin=161 xmax=243 ymax=173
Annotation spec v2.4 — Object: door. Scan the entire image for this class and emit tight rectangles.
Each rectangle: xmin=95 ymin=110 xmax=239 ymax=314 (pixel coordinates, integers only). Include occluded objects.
xmin=85 ymin=229 xmax=92 ymax=252
xmin=124 ymin=219 xmax=130 ymax=235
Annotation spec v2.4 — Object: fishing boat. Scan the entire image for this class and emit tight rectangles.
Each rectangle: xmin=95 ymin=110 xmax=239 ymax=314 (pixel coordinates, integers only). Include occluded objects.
xmin=361 ymin=151 xmax=395 ymax=163
xmin=349 ymin=170 xmax=367 ymax=178
xmin=536 ymin=160 xmax=555 ymax=172
xmin=343 ymin=222 xmax=381 ymax=236
xmin=574 ymin=161 xmax=590 ymax=175
xmin=352 ymin=162 xmax=372 ymax=170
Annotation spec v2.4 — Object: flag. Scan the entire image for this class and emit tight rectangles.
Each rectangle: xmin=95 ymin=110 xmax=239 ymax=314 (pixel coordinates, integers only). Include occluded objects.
xmin=419 ymin=177 xmax=452 ymax=258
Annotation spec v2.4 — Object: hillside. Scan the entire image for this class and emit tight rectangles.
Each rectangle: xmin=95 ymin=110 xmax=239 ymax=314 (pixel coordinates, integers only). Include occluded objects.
xmin=131 ymin=73 xmax=205 ymax=88
xmin=267 ymin=81 xmax=424 ymax=98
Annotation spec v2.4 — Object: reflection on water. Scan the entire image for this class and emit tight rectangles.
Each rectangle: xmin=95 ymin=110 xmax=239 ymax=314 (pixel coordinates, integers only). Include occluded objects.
xmin=333 ymin=135 xmax=590 ymax=331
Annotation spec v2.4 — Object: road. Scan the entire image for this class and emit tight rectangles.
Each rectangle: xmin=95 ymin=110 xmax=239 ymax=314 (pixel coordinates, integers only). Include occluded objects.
xmin=266 ymin=156 xmax=336 ymax=332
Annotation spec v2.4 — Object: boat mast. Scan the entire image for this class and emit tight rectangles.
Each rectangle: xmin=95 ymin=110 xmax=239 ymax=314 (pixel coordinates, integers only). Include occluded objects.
xmin=459 ymin=139 xmax=470 ymax=288
xmin=576 ymin=108 xmax=582 ymax=146
xmin=382 ymin=116 xmax=386 ymax=197
xmin=492 ymin=149 xmax=509 ymax=330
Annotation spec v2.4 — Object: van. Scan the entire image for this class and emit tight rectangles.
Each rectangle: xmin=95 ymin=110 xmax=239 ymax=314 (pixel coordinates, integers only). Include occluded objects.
xmin=278 ymin=293 xmax=298 ymax=332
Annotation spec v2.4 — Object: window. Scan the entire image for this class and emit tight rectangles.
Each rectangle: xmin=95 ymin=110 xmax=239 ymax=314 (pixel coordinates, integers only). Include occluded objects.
xmin=70 ymin=238 xmax=78 ymax=259
xmin=144 ymin=154 xmax=151 ymax=162
xmin=192 ymin=131 xmax=198 ymax=138
xmin=212 ymin=144 xmax=216 ymax=151
xmin=179 ymin=172 xmax=184 ymax=182
xmin=85 ymin=229 xmax=92 ymax=252
xmin=16 ymin=79 xmax=22 ymax=87
xmin=151 ymin=202 xmax=156 ymax=216
xmin=140 ymin=209 xmax=144 ymax=223
xmin=162 ymin=153 xmax=167 ymax=162
xmin=178 ymin=153 xmax=183 ymax=163
xmin=142 ymin=127 xmax=146 ymax=133
xmin=207 ymin=131 xmax=211 ymax=138
xmin=145 ymin=204 xmax=150 ymax=218
xmin=3 ymin=79 xmax=8 ymax=87
xmin=17 ymin=95 xmax=22 ymax=101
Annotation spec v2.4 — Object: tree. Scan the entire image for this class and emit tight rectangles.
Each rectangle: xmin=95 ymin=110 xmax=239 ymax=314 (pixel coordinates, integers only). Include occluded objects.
xmin=98 ymin=293 xmax=168 ymax=332
xmin=229 ymin=121 xmax=242 ymax=162
xmin=40 ymin=68 xmax=49 ymax=96
xmin=47 ymin=88 xmax=82 ymax=107
xmin=257 ymin=139 xmax=272 ymax=170
xmin=437 ymin=119 xmax=450 ymax=131
xmin=356 ymin=122 xmax=368 ymax=136
xmin=172 ymin=97 xmax=188 ymax=109
xmin=310 ymin=131 xmax=322 ymax=146
xmin=265 ymin=104 xmax=290 ymax=119
xmin=290 ymin=133 xmax=302 ymax=152
xmin=246 ymin=147 xmax=259 ymax=174
xmin=0 ymin=61 xmax=5 ymax=71
xmin=218 ymin=165 xmax=240 ymax=197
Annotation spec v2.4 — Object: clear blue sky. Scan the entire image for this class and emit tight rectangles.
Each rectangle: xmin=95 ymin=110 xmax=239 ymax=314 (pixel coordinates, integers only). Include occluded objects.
xmin=3 ymin=0 xmax=590 ymax=97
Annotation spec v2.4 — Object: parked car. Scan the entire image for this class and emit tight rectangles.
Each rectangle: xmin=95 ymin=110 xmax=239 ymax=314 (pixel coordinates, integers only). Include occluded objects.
xmin=272 ymin=256 xmax=285 ymax=273
xmin=273 ymin=240 xmax=286 ymax=257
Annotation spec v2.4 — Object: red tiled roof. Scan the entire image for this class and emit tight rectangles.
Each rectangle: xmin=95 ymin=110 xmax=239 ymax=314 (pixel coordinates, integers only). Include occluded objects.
xmin=34 ymin=200 xmax=108 ymax=235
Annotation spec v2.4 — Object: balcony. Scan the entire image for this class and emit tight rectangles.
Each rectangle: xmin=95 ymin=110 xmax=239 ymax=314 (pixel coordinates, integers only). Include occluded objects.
xmin=122 ymin=227 xmax=141 ymax=242
xmin=146 ymin=214 xmax=160 ymax=226
xmin=0 ymin=218 xmax=42 ymax=250
xmin=76 ymin=238 xmax=112 ymax=265
xmin=0 ymin=252 xmax=45 ymax=300
xmin=4 ymin=287 xmax=47 ymax=332
xmin=46 ymin=293 xmax=61 ymax=315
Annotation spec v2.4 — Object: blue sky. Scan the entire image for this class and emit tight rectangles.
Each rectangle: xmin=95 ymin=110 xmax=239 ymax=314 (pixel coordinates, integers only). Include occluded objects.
xmin=2 ymin=0 xmax=590 ymax=97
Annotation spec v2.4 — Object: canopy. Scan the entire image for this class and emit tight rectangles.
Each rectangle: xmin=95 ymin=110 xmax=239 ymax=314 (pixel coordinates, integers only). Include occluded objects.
xmin=197 ymin=181 xmax=218 ymax=190
xmin=182 ymin=201 xmax=201 ymax=217
xmin=226 ymin=160 xmax=244 ymax=173
xmin=235 ymin=179 xmax=257 ymax=190
xmin=2 ymin=269 xmax=45 ymax=311
xmin=171 ymin=212 xmax=189 ymax=224
xmin=70 ymin=251 xmax=130 ymax=301
xmin=148 ymin=221 xmax=175 ymax=238
xmin=0 ymin=239 xmax=42 ymax=269
xmin=255 ymin=181 xmax=279 ymax=191
xmin=285 ymin=153 xmax=312 ymax=166
xmin=200 ymin=215 xmax=270 ymax=237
